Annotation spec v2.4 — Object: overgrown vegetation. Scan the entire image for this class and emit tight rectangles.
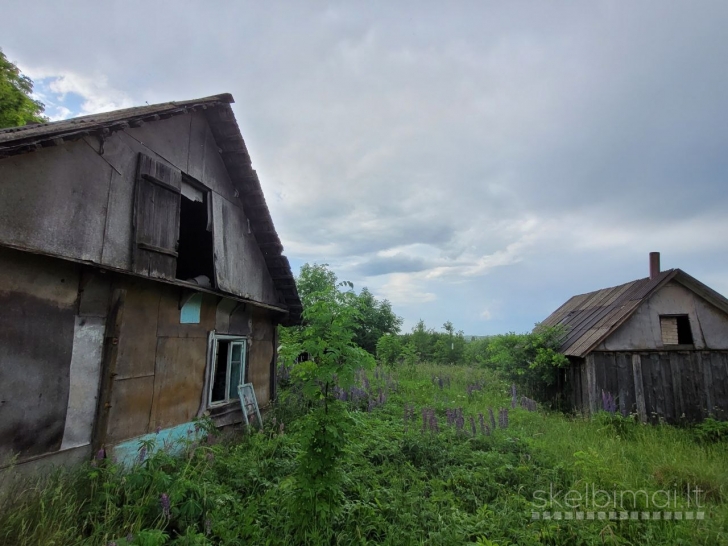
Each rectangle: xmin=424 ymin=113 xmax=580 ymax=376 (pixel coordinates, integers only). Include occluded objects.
xmin=2 ymin=362 xmax=727 ymax=545
xmin=3 ymin=263 xmax=726 ymax=544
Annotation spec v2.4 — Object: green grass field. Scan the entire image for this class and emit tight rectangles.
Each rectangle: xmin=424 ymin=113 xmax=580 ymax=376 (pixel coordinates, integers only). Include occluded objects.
xmin=1 ymin=363 xmax=727 ymax=545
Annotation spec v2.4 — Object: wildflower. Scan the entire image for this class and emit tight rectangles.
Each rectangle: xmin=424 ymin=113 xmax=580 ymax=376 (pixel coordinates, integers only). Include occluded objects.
xmin=107 ymin=542 xmax=116 ymax=546
xmin=422 ymin=408 xmax=428 ymax=433
xmin=478 ymin=413 xmax=486 ymax=435
xmin=469 ymin=416 xmax=476 ymax=436
xmin=155 ymin=425 xmax=161 ymax=435
xmin=279 ymin=422 xmax=285 ymax=435
xmin=187 ymin=428 xmax=193 ymax=436
xmin=206 ymin=451 xmax=215 ymax=463
xmin=160 ymin=493 xmax=171 ymax=519
xmin=194 ymin=422 xmax=201 ymax=433
xmin=602 ymin=390 xmax=617 ymax=414
xmin=488 ymin=407 xmax=496 ymax=431
xmin=137 ymin=445 xmax=147 ymax=464
xmin=455 ymin=413 xmax=465 ymax=435
xmin=126 ymin=533 xmax=134 ymax=543
xmin=96 ymin=448 xmax=105 ymax=460
xmin=429 ymin=411 xmax=439 ymax=433
xmin=511 ymin=384 xmax=518 ymax=409
xmin=205 ymin=518 xmax=212 ymax=535
xmin=498 ymin=408 xmax=509 ymax=429
xmin=438 ymin=377 xmax=444 ymax=390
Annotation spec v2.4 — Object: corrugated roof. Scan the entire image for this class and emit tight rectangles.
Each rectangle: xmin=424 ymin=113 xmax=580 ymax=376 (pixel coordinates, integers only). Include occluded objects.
xmin=0 ymin=94 xmax=302 ymax=325
xmin=541 ymin=269 xmax=690 ymax=357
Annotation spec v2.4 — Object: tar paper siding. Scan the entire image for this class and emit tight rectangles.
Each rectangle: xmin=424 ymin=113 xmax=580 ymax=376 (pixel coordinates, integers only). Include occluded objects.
xmin=0 ymin=112 xmax=280 ymax=308
xmin=0 ymin=247 xmax=111 ymax=464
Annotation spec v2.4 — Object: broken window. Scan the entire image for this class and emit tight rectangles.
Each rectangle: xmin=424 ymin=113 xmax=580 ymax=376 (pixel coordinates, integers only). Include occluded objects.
xmin=210 ymin=336 xmax=247 ymax=406
xmin=176 ymin=177 xmax=215 ymax=286
xmin=660 ymin=314 xmax=693 ymax=345
xmin=132 ymin=153 xmax=215 ymax=285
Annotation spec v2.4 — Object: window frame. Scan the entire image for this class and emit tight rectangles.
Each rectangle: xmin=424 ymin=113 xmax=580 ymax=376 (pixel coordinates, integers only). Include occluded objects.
xmin=208 ymin=334 xmax=248 ymax=407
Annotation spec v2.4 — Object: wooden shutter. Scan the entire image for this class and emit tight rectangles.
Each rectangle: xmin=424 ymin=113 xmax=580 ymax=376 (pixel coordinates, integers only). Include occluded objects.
xmin=132 ymin=153 xmax=182 ymax=278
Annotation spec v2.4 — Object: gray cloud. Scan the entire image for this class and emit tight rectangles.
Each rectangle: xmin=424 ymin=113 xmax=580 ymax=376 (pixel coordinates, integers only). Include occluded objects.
xmin=4 ymin=1 xmax=728 ymax=333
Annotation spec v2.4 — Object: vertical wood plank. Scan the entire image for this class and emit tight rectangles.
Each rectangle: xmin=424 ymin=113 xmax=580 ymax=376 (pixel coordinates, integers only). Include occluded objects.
xmin=586 ymin=355 xmax=597 ymax=415
xmin=632 ymin=354 xmax=647 ymax=423
xmin=669 ymin=352 xmax=685 ymax=421
xmin=659 ymin=352 xmax=675 ymax=423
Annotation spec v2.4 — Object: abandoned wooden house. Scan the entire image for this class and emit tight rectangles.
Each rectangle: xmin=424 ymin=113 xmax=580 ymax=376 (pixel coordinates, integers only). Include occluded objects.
xmin=542 ymin=252 xmax=728 ymax=423
xmin=0 ymin=94 xmax=302 ymax=470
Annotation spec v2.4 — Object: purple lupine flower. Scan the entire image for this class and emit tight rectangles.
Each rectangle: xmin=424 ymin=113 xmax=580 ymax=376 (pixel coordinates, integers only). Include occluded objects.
xmin=363 ymin=376 xmax=370 ymax=392
xmin=206 ymin=451 xmax=215 ymax=463
xmin=602 ymin=390 xmax=617 ymax=414
xmin=429 ymin=411 xmax=439 ymax=433
xmin=438 ymin=377 xmax=444 ymax=390
xmin=137 ymin=445 xmax=147 ymax=464
xmin=160 ymin=493 xmax=171 ymax=519
xmin=155 ymin=425 xmax=162 ymax=435
xmin=498 ymin=408 xmax=509 ymax=429
xmin=279 ymin=422 xmax=285 ymax=435
xmin=96 ymin=448 xmax=105 ymax=460
xmin=478 ymin=413 xmax=486 ymax=435
xmin=511 ymin=384 xmax=518 ymax=409
xmin=455 ymin=413 xmax=465 ymax=435
xmin=521 ymin=396 xmax=537 ymax=412
xmin=445 ymin=376 xmax=451 ymax=388
xmin=374 ymin=367 xmax=379 ymax=380
xmin=469 ymin=416 xmax=476 ymax=436
xmin=126 ymin=533 xmax=134 ymax=543
xmin=107 ymin=542 xmax=116 ymax=546
xmin=488 ymin=407 xmax=496 ymax=431
xmin=205 ymin=518 xmax=212 ymax=535
xmin=422 ymin=408 xmax=428 ymax=433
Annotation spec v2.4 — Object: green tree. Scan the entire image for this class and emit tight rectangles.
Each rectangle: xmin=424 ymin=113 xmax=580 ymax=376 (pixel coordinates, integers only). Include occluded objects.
xmin=353 ymin=287 xmax=402 ymax=354
xmin=278 ymin=271 xmax=375 ymax=539
xmin=0 ymin=49 xmax=46 ymax=128
xmin=376 ymin=333 xmax=402 ymax=366
xmin=479 ymin=324 xmax=568 ymax=404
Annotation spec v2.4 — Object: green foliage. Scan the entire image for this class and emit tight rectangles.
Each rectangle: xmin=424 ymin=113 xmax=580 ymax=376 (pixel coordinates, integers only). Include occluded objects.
xmin=376 ymin=334 xmax=402 ymax=366
xmin=2 ymin=364 xmax=728 ymax=545
xmin=353 ymin=288 xmax=402 ymax=354
xmin=0 ymin=49 xmax=46 ymax=128
xmin=692 ymin=417 xmax=728 ymax=444
xmin=284 ymin=263 xmax=402 ymax=356
xmin=475 ymin=325 xmax=569 ymax=404
xmin=379 ymin=319 xmax=468 ymax=367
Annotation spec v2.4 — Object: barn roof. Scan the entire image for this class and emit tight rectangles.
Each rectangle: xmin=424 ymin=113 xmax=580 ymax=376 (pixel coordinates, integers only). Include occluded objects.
xmin=0 ymin=94 xmax=302 ymax=325
xmin=541 ymin=269 xmax=728 ymax=358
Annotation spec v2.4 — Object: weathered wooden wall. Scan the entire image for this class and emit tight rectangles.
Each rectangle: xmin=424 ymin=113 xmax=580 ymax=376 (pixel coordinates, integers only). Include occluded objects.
xmin=596 ymin=281 xmax=728 ymax=351
xmin=0 ymin=112 xmax=280 ymax=307
xmin=568 ymin=350 xmax=728 ymax=423
xmin=102 ymin=275 xmax=276 ymax=447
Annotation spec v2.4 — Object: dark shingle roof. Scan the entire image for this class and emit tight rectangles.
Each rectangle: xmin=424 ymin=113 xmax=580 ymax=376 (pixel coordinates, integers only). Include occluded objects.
xmin=541 ymin=269 xmax=728 ymax=357
xmin=0 ymin=94 xmax=302 ymax=325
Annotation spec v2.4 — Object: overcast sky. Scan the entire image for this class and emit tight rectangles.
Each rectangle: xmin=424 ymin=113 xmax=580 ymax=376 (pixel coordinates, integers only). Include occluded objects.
xmin=3 ymin=1 xmax=728 ymax=335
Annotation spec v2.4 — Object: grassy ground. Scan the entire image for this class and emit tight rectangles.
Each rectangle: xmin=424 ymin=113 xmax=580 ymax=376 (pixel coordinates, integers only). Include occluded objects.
xmin=1 ymin=363 xmax=726 ymax=545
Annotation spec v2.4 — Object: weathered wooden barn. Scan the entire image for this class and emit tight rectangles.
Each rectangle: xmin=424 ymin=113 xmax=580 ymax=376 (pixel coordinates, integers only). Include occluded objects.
xmin=542 ymin=253 xmax=728 ymax=423
xmin=0 ymin=94 xmax=302 ymax=471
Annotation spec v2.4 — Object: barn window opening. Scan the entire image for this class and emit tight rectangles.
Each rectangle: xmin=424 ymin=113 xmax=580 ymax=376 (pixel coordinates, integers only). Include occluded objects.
xmin=175 ymin=178 xmax=215 ymax=286
xmin=210 ymin=337 xmax=247 ymax=405
xmin=660 ymin=314 xmax=693 ymax=345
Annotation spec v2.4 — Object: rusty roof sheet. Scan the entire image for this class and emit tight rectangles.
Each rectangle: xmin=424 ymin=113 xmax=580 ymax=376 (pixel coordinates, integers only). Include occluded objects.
xmin=0 ymin=94 xmax=302 ymax=325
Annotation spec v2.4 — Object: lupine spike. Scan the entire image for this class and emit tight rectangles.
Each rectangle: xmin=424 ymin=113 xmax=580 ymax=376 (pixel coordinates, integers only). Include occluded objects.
xmin=489 ymin=408 xmax=496 ymax=431
xmin=469 ymin=416 xmax=476 ymax=436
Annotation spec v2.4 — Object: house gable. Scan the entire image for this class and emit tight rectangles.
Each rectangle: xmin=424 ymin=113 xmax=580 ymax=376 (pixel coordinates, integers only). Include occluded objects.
xmin=0 ymin=97 xmax=301 ymax=322
xmin=595 ymin=280 xmax=728 ymax=351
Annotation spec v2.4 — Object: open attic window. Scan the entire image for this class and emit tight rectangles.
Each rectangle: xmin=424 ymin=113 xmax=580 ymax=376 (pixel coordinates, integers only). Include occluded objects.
xmin=660 ymin=314 xmax=694 ymax=346
xmin=175 ymin=176 xmax=215 ymax=287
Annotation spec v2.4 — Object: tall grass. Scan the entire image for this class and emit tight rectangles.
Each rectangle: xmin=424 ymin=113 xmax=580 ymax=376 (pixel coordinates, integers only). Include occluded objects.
xmin=0 ymin=363 xmax=726 ymax=545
